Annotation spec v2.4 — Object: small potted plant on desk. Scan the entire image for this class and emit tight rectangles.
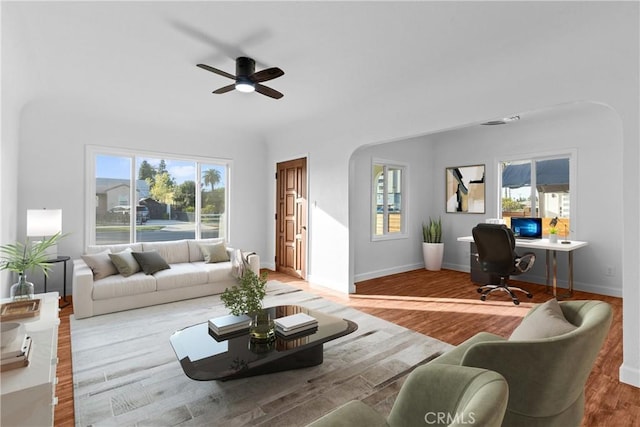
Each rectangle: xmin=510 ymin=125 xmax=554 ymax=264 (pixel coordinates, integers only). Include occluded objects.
xmin=548 ymin=217 xmax=559 ymax=243
xmin=1 ymin=233 xmax=63 ymax=301
xmin=221 ymin=270 xmax=273 ymax=342
xmin=422 ymin=217 xmax=444 ymax=271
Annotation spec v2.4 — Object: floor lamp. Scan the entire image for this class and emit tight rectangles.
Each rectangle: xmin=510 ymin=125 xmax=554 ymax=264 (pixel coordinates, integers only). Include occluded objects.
xmin=26 ymin=209 xmax=62 ymax=259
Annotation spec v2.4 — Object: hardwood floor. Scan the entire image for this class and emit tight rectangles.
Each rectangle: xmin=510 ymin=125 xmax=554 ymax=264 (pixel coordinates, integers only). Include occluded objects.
xmin=54 ymin=269 xmax=637 ymax=426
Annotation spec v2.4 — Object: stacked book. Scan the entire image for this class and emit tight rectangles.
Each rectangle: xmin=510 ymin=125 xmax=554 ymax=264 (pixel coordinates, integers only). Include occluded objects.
xmin=208 ymin=313 xmax=251 ymax=336
xmin=275 ymin=313 xmax=318 ymax=337
xmin=1 ymin=335 xmax=33 ymax=372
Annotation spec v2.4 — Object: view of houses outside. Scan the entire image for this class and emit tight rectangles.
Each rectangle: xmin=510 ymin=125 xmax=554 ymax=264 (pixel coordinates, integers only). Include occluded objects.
xmin=501 ymin=158 xmax=571 ymax=236
xmin=94 ymin=154 xmax=227 ymax=244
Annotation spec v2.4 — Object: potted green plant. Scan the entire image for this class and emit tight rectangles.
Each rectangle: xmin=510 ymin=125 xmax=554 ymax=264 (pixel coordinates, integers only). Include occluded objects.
xmin=1 ymin=233 xmax=63 ymax=300
xmin=549 ymin=226 xmax=559 ymax=243
xmin=221 ymin=270 xmax=274 ymax=341
xmin=422 ymin=217 xmax=444 ymax=271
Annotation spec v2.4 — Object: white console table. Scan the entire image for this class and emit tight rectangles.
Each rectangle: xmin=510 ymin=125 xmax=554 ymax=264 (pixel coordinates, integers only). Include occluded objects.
xmin=1 ymin=292 xmax=60 ymax=427
xmin=457 ymin=236 xmax=588 ymax=298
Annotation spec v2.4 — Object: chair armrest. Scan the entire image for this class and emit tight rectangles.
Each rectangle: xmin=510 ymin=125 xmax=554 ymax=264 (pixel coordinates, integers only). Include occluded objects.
xmin=429 ymin=332 xmax=505 ymax=366
xmin=515 ymin=252 xmax=535 ymax=273
xmin=460 ymin=337 xmax=591 ymax=417
xmin=306 ymin=400 xmax=388 ymax=427
xmin=72 ymin=259 xmax=95 ymax=319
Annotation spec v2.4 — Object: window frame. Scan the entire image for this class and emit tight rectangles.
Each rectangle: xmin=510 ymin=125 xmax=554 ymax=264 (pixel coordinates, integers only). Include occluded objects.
xmin=496 ymin=149 xmax=577 ymax=232
xmin=371 ymin=158 xmax=409 ymax=241
xmin=85 ymin=145 xmax=232 ymax=247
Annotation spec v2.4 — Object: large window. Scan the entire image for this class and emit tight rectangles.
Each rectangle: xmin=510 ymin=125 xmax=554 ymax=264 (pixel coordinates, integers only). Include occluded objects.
xmin=372 ymin=160 xmax=407 ymax=239
xmin=87 ymin=147 xmax=230 ymax=246
xmin=500 ymin=154 xmax=573 ymax=236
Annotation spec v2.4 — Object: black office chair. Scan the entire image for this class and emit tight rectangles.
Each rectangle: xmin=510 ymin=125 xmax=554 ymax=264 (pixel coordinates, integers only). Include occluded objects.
xmin=472 ymin=223 xmax=535 ymax=305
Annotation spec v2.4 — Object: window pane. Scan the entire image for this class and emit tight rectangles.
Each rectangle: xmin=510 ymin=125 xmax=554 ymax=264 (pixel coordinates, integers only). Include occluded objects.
xmin=373 ymin=164 xmax=384 ymax=236
xmin=95 ymin=154 xmax=132 ymax=245
xmin=501 ymin=160 xmax=532 ymax=226
xmin=536 ymin=158 xmax=570 ymax=235
xmin=372 ymin=163 xmax=405 ymax=238
xmin=92 ymin=151 xmax=230 ymax=246
xmin=136 ymin=157 xmax=197 ymax=242
xmin=501 ymin=157 xmax=571 ymax=235
xmin=201 ymin=164 xmax=226 ymax=239
xmin=386 ymin=167 xmax=402 ymax=233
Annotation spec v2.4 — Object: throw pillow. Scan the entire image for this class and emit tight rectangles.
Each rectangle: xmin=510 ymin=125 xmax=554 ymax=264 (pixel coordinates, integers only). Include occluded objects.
xmin=199 ymin=242 xmax=230 ymax=263
xmin=81 ymin=250 xmax=118 ymax=280
xmin=131 ymin=251 xmax=171 ymax=275
xmin=509 ymin=298 xmax=578 ymax=341
xmin=108 ymin=248 xmax=141 ymax=277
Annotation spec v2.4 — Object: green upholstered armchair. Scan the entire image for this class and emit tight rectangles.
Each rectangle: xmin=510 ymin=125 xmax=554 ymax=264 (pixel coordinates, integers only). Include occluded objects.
xmin=306 ymin=364 xmax=508 ymax=427
xmin=429 ymin=300 xmax=612 ymax=427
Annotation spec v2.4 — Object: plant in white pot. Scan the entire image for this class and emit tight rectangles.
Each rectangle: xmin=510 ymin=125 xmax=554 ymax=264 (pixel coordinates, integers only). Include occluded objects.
xmin=422 ymin=217 xmax=444 ymax=271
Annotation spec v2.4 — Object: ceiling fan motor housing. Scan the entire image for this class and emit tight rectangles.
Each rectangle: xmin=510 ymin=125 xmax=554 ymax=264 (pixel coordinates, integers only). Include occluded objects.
xmin=236 ymin=57 xmax=256 ymax=78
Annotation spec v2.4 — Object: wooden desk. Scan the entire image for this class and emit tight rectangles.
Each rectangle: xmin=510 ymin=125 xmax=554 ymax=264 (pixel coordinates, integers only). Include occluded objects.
xmin=457 ymin=236 xmax=588 ymax=298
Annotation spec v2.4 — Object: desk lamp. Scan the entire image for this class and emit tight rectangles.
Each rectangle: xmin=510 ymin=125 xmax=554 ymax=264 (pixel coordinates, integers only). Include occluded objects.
xmin=561 ymin=223 xmax=571 ymax=244
xmin=27 ymin=209 xmax=62 ymax=258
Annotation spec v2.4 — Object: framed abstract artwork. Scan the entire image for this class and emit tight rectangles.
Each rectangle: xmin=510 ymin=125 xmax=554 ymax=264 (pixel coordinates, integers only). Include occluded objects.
xmin=446 ymin=164 xmax=485 ymax=213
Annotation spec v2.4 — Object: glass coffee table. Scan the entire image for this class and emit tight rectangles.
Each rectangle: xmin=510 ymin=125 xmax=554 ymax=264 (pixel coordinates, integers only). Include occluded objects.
xmin=170 ymin=305 xmax=357 ymax=381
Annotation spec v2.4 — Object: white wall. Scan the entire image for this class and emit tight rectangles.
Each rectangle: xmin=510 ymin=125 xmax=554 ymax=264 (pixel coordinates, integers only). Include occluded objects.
xmin=12 ymin=98 xmax=269 ymax=290
xmin=350 ymin=102 xmax=623 ymax=298
xmin=350 ymin=135 xmax=435 ymax=282
xmin=266 ymin=3 xmax=639 ymax=386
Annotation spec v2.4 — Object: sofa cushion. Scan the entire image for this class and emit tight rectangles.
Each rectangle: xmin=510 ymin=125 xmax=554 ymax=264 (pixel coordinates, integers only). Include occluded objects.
xmin=92 ymin=272 xmax=157 ymax=300
xmin=509 ymin=298 xmax=577 ymax=341
xmin=154 ymin=263 xmax=209 ymax=291
xmin=199 ymin=242 xmax=230 ymax=263
xmin=188 ymin=238 xmax=225 ymax=262
xmin=82 ymin=250 xmax=118 ymax=280
xmin=141 ymin=240 xmax=190 ymax=264
xmin=132 ymin=251 xmax=171 ymax=275
xmin=109 ymin=248 xmax=141 ymax=277
xmin=201 ymin=261 xmax=236 ymax=283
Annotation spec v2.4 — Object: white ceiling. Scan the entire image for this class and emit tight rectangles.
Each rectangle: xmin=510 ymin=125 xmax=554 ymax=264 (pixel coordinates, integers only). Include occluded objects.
xmin=2 ymin=1 xmax=607 ymax=138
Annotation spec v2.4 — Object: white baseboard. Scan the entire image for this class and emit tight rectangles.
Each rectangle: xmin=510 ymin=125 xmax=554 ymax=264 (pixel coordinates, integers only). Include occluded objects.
xmin=620 ymin=363 xmax=640 ymax=388
xmin=354 ymin=263 xmax=424 ymax=283
xmin=261 ymin=262 xmax=276 ymax=271
xmin=441 ymin=263 xmax=623 ymax=297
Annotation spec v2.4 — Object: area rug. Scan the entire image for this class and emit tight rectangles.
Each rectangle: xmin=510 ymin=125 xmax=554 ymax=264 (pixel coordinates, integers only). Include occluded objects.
xmin=71 ymin=281 xmax=453 ymax=426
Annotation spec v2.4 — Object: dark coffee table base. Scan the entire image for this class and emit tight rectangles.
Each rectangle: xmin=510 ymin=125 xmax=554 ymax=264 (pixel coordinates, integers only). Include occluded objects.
xmin=219 ymin=343 xmax=324 ymax=381
xmin=171 ymin=306 xmax=357 ymax=381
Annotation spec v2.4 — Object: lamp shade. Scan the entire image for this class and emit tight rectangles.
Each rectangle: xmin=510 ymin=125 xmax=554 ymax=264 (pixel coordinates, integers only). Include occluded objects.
xmin=26 ymin=209 xmax=62 ymax=237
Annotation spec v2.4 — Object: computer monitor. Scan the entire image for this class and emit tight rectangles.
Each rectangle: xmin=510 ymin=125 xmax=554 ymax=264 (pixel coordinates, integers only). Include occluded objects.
xmin=511 ymin=217 xmax=542 ymax=240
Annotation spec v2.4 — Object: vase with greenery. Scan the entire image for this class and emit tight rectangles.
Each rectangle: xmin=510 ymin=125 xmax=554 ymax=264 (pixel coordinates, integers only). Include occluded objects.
xmin=221 ymin=270 xmax=274 ymax=342
xmin=422 ymin=217 xmax=444 ymax=271
xmin=1 ymin=233 xmax=63 ymax=300
xmin=549 ymin=226 xmax=559 ymax=243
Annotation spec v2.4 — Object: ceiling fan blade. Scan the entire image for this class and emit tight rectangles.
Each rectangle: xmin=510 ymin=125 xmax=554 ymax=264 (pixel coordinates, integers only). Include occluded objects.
xmin=213 ymin=84 xmax=235 ymax=94
xmin=255 ymin=84 xmax=284 ymax=99
xmin=251 ymin=67 xmax=284 ymax=83
xmin=197 ymin=64 xmax=235 ymax=80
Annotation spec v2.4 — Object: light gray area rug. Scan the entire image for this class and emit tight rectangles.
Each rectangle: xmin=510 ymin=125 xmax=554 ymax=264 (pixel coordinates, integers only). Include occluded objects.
xmin=71 ymin=281 xmax=453 ymax=426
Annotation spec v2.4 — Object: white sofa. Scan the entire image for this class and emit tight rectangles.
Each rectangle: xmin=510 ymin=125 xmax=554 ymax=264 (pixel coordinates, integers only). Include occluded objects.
xmin=72 ymin=239 xmax=260 ymax=319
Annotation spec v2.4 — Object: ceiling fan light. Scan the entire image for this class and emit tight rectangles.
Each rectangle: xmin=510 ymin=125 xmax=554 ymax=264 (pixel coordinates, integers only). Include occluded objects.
xmin=235 ymin=80 xmax=255 ymax=93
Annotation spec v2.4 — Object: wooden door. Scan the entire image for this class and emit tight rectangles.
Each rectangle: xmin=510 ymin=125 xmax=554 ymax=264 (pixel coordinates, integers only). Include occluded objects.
xmin=275 ymin=158 xmax=307 ymax=279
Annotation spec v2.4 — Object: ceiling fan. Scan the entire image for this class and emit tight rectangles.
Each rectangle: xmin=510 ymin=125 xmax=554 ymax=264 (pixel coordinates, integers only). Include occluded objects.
xmin=197 ymin=56 xmax=284 ymax=99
